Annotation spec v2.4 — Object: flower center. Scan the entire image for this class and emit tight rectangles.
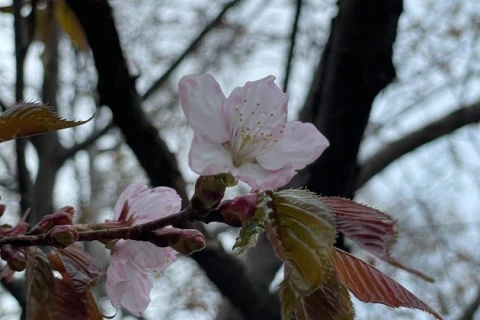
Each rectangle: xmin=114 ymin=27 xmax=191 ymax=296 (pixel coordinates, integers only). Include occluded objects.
xmin=223 ymin=99 xmax=284 ymax=167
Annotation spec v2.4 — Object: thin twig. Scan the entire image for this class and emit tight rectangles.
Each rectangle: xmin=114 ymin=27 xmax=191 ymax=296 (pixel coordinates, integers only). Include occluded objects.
xmin=59 ymin=120 xmax=115 ymax=161
xmin=0 ymin=98 xmax=8 ymax=112
xmin=14 ymin=0 xmax=32 ymax=214
xmin=0 ymin=207 xmax=191 ymax=247
xmin=0 ymin=206 xmax=226 ymax=247
xmin=356 ymin=99 xmax=480 ymax=189
xmin=457 ymin=288 xmax=480 ymax=320
xmin=141 ymin=0 xmax=242 ymax=101
xmin=283 ymin=0 xmax=302 ymax=93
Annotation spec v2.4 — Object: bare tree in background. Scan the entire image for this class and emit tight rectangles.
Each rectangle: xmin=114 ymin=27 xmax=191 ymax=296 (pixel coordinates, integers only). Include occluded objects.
xmin=0 ymin=0 xmax=479 ymax=319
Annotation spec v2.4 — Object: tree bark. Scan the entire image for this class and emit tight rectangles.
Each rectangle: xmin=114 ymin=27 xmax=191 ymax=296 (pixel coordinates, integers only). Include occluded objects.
xmin=66 ymin=1 xmax=278 ymax=319
xmin=356 ymin=99 xmax=480 ymax=189
xmin=219 ymin=1 xmax=404 ymax=319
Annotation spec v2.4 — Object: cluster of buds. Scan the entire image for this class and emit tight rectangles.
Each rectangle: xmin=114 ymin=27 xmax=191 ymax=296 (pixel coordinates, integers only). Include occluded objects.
xmin=0 ymin=199 xmax=27 ymax=273
xmin=0 ymin=244 xmax=26 ymax=271
xmin=29 ymin=206 xmax=75 ymax=234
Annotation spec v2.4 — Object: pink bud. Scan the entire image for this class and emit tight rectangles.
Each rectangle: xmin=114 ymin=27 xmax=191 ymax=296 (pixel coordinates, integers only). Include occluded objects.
xmin=0 ymin=245 xmax=26 ymax=272
xmin=190 ymin=174 xmax=236 ymax=214
xmin=152 ymin=228 xmax=206 ymax=255
xmin=219 ymin=193 xmax=259 ymax=226
xmin=171 ymin=229 xmax=206 ymax=255
xmin=48 ymin=225 xmax=79 ymax=248
xmin=30 ymin=207 xmax=74 ymax=235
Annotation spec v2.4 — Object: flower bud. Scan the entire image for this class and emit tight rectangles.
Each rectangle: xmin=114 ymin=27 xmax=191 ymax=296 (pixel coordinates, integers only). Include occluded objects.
xmin=48 ymin=225 xmax=79 ymax=248
xmin=30 ymin=206 xmax=74 ymax=234
xmin=190 ymin=174 xmax=236 ymax=214
xmin=152 ymin=228 xmax=206 ymax=255
xmin=219 ymin=193 xmax=259 ymax=227
xmin=0 ymin=245 xmax=26 ymax=272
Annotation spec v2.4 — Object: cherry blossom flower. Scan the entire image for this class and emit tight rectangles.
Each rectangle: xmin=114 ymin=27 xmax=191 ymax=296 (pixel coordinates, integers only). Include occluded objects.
xmin=106 ymin=183 xmax=180 ymax=316
xmin=179 ymin=74 xmax=329 ymax=190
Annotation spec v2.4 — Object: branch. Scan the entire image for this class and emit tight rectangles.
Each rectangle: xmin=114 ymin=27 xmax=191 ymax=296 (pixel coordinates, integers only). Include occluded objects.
xmin=64 ymin=2 xmax=278 ymax=319
xmin=14 ymin=0 xmax=32 ymax=214
xmin=0 ymin=98 xmax=8 ymax=112
xmin=66 ymin=0 xmax=188 ymax=203
xmin=356 ymin=100 xmax=480 ymax=189
xmin=141 ymin=0 xmax=242 ymax=101
xmin=0 ymin=207 xmax=193 ymax=247
xmin=59 ymin=120 xmax=114 ymax=161
xmin=283 ymin=0 xmax=302 ymax=93
xmin=457 ymin=288 xmax=480 ymax=320
xmin=1 ymin=278 xmax=27 ymax=310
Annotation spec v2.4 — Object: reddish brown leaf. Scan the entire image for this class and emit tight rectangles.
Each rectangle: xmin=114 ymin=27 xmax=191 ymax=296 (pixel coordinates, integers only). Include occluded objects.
xmin=55 ymin=245 xmax=102 ymax=292
xmin=26 ymin=249 xmax=88 ymax=320
xmin=333 ymin=249 xmax=443 ymax=320
xmin=0 ymin=102 xmax=93 ymax=142
xmin=54 ymin=246 xmax=103 ymax=319
xmin=323 ymin=197 xmax=434 ymax=282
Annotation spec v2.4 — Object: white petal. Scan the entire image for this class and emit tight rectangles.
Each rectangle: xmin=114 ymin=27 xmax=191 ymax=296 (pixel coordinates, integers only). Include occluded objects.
xmin=189 ymin=134 xmax=234 ymax=176
xmin=232 ymin=163 xmax=295 ymax=190
xmin=256 ymin=121 xmax=329 ymax=170
xmin=179 ymin=74 xmax=229 ymax=142
xmin=226 ymin=75 xmax=288 ymax=138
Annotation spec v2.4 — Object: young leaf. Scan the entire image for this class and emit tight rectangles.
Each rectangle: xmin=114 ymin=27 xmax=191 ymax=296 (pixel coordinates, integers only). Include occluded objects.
xmin=333 ymin=249 xmax=443 ymax=320
xmin=0 ymin=102 xmax=94 ymax=142
xmin=53 ymin=0 xmax=89 ymax=50
xmin=26 ymin=249 xmax=89 ymax=320
xmin=265 ymin=189 xmax=338 ymax=320
xmin=52 ymin=246 xmax=103 ymax=320
xmin=323 ymin=197 xmax=434 ymax=282
xmin=293 ymin=266 xmax=354 ymax=320
xmin=55 ymin=245 xmax=102 ymax=291
xmin=233 ymin=218 xmax=265 ymax=254
xmin=233 ymin=192 xmax=269 ymax=254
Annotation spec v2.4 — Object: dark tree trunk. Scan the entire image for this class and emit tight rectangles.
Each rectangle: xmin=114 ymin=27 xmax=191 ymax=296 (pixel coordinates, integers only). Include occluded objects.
xmin=219 ymin=1 xmax=404 ymax=319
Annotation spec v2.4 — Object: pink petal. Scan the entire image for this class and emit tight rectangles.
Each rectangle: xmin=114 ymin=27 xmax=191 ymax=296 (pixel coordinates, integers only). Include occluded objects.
xmin=179 ymin=74 xmax=229 ymax=143
xmin=106 ymin=240 xmax=177 ymax=315
xmin=232 ymin=163 xmax=295 ymax=190
xmin=189 ymin=134 xmax=234 ymax=176
xmin=130 ymin=188 xmax=182 ymax=224
xmin=114 ymin=183 xmax=148 ymax=220
xmin=114 ymin=240 xmax=176 ymax=270
xmin=114 ymin=184 xmax=182 ymax=224
xmin=106 ymin=258 xmax=152 ymax=316
xmin=226 ymin=75 xmax=288 ymax=138
xmin=256 ymin=121 xmax=329 ymax=170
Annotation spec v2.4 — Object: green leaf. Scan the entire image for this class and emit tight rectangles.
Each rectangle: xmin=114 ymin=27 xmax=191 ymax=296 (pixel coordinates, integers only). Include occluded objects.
xmin=265 ymin=189 xmax=345 ymax=320
xmin=233 ymin=218 xmax=265 ymax=254
xmin=233 ymin=191 xmax=272 ymax=254
xmin=0 ymin=102 xmax=94 ymax=143
xmin=294 ymin=266 xmax=354 ymax=320
xmin=26 ymin=249 xmax=89 ymax=320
